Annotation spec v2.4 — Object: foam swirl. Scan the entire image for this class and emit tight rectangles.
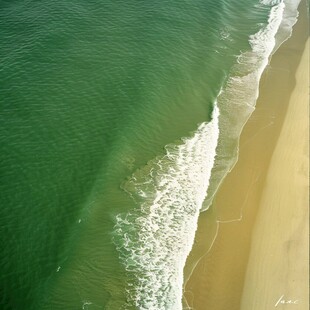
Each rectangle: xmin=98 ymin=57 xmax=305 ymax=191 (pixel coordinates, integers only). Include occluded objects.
xmin=113 ymin=105 xmax=220 ymax=309
xmin=201 ymin=0 xmax=289 ymax=211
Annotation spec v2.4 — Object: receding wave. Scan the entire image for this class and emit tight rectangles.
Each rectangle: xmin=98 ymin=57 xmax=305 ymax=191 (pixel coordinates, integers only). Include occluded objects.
xmin=113 ymin=105 xmax=219 ymax=309
xmin=201 ymin=0 xmax=296 ymax=211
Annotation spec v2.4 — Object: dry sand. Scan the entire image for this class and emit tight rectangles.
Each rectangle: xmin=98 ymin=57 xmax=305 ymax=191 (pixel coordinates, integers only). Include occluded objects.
xmin=183 ymin=1 xmax=309 ymax=309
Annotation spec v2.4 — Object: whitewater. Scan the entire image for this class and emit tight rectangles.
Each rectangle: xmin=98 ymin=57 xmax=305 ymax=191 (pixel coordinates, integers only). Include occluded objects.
xmin=112 ymin=0 xmax=301 ymax=309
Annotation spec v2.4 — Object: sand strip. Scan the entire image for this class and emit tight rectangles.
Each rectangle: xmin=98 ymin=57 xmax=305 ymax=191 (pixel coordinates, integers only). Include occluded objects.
xmin=183 ymin=1 xmax=309 ymax=309
xmin=240 ymin=37 xmax=309 ymax=310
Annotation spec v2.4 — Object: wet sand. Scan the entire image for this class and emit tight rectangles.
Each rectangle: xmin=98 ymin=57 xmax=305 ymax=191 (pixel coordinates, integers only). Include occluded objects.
xmin=183 ymin=1 xmax=309 ymax=309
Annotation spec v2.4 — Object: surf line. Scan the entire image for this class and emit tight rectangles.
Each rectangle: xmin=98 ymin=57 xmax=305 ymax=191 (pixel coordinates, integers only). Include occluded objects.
xmin=113 ymin=103 xmax=220 ymax=309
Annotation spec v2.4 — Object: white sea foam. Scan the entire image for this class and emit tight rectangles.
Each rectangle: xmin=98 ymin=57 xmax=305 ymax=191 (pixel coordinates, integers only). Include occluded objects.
xmin=113 ymin=105 xmax=220 ymax=309
xmin=272 ymin=0 xmax=301 ymax=53
xmin=201 ymin=0 xmax=289 ymax=211
xmin=182 ymin=4 xmax=304 ymax=305
xmin=184 ymin=0 xmax=301 ymax=298
xmin=113 ymin=0 xmax=301 ymax=308
xmin=251 ymin=1 xmax=285 ymax=56
xmin=260 ymin=0 xmax=281 ymax=6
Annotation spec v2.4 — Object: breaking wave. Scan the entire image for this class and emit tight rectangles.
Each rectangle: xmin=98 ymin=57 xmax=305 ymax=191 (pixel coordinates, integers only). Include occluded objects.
xmin=113 ymin=105 xmax=220 ymax=309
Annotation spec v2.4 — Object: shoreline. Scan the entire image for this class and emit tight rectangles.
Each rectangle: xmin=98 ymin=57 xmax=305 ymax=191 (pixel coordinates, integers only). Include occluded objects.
xmin=240 ymin=37 xmax=309 ymax=310
xmin=183 ymin=0 xmax=308 ymax=309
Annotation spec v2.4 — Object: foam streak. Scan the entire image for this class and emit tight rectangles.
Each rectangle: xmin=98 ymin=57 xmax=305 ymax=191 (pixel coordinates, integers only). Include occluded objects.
xmin=113 ymin=106 xmax=220 ymax=309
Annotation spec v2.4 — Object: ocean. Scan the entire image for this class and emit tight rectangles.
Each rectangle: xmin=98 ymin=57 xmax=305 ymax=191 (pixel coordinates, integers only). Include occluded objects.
xmin=0 ymin=0 xmax=300 ymax=309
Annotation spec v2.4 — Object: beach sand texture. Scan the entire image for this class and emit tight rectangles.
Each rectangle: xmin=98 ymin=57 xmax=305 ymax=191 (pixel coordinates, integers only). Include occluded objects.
xmin=183 ymin=1 xmax=309 ymax=309
xmin=241 ymin=37 xmax=309 ymax=310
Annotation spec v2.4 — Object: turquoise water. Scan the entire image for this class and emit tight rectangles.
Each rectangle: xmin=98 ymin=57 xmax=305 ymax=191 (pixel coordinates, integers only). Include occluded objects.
xmin=0 ymin=0 xmax=300 ymax=309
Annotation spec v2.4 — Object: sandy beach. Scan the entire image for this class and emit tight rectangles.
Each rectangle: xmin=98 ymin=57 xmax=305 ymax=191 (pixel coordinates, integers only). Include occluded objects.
xmin=183 ymin=1 xmax=309 ymax=309
xmin=240 ymin=37 xmax=309 ymax=310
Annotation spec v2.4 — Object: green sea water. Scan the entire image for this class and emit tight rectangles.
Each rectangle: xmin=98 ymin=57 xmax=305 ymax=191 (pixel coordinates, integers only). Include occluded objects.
xmin=0 ymin=0 xmax=300 ymax=309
